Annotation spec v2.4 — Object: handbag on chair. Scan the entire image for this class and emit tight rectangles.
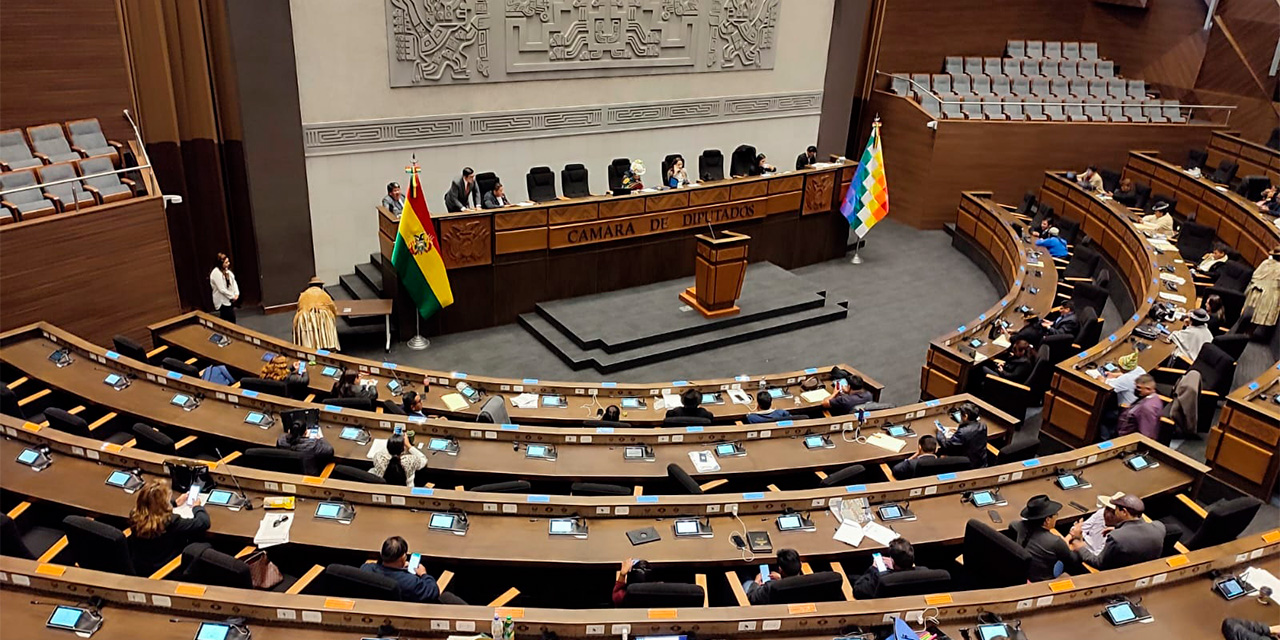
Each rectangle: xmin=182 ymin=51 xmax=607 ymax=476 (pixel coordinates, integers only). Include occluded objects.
xmin=243 ymin=550 xmax=284 ymax=589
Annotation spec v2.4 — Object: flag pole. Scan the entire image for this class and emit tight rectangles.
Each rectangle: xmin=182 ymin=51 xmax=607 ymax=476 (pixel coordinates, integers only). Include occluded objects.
xmin=851 ymin=235 xmax=864 ymax=265
xmin=404 ymin=154 xmax=431 ymax=351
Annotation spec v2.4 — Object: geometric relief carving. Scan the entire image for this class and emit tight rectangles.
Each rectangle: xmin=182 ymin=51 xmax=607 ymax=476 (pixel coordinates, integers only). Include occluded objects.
xmin=439 ymin=217 xmax=493 ymax=268
xmin=386 ymin=0 xmax=779 ymax=87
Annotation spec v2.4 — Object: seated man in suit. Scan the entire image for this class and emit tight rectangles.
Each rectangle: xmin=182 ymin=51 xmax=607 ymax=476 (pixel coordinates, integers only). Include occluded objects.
xmin=890 ymin=435 xmax=938 ymax=479
xmin=482 ymin=181 xmax=511 ymax=209
xmin=361 ymin=535 xmax=456 ymax=603
xmin=1015 ymin=299 xmax=1079 ymax=345
xmin=665 ymin=389 xmax=714 ymax=422
xmin=795 ymin=145 xmax=818 ymax=170
xmin=937 ymin=401 xmax=988 ymax=468
xmin=443 ymin=167 xmax=478 ymax=212
xmin=853 ymin=537 xmax=929 ymax=599
xmin=746 ymin=390 xmax=793 ymax=424
xmin=1066 ymin=494 xmax=1165 ymax=570
xmin=744 ymin=548 xmax=803 ymax=605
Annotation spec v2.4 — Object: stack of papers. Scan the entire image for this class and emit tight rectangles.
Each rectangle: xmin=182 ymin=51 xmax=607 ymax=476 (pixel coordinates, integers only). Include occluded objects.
xmin=254 ymin=512 xmax=293 ymax=549
xmin=440 ymin=393 xmax=469 ymax=411
xmin=833 ymin=522 xmax=865 ymax=547
xmin=366 ymin=438 xmax=389 ymax=459
xmin=1241 ymin=567 xmax=1280 ymax=596
xmin=992 ymin=334 xmax=1012 ymax=348
xmin=688 ymin=450 xmax=720 ymax=473
xmin=727 ymin=389 xmax=752 ymax=405
xmin=800 ymin=389 xmax=831 ymax=403
xmin=509 ymin=393 xmax=538 ymax=409
xmin=660 ymin=393 xmax=682 ymax=410
xmin=862 ymin=521 xmax=900 ymax=546
xmin=1158 ymin=291 xmax=1188 ymax=304
xmin=1159 ymin=272 xmax=1186 ymax=285
xmin=865 ymin=432 xmax=907 ymax=453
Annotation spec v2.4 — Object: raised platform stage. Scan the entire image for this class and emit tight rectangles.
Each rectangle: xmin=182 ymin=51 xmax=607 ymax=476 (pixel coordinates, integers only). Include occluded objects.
xmin=518 ymin=262 xmax=848 ymax=373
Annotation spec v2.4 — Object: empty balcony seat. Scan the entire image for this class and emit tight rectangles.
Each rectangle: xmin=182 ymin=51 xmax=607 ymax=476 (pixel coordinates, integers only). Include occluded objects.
xmin=26 ymin=124 xmax=80 ymax=163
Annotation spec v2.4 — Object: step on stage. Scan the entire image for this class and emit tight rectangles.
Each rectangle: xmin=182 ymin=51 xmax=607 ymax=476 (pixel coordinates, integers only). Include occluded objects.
xmin=518 ymin=262 xmax=848 ymax=373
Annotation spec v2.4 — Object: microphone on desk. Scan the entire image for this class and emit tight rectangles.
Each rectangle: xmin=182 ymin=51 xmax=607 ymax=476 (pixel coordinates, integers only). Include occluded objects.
xmin=214 ymin=447 xmax=254 ymax=510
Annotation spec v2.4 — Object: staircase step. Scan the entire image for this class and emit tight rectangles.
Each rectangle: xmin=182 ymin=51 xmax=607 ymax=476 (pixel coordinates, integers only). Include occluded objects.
xmin=355 ymin=262 xmax=383 ymax=295
xmin=325 ymin=285 xmax=353 ymax=302
xmin=339 ymin=273 xmax=377 ymax=301
xmin=369 ymin=253 xmax=383 ymax=269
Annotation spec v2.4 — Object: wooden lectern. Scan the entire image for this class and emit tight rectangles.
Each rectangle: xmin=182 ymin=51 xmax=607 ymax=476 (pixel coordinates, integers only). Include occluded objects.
xmin=679 ymin=231 xmax=749 ymax=318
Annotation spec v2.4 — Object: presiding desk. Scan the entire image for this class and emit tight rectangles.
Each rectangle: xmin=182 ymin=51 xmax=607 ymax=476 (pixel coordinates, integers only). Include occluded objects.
xmin=2 ymin=524 xmax=1274 ymax=637
xmin=1124 ymin=148 xmax=1280 ymax=500
xmin=374 ymin=162 xmax=857 ymax=333
xmin=1036 ymin=171 xmax=1198 ymax=447
xmin=149 ymin=312 xmax=884 ymax=427
xmin=1 ymin=324 xmax=1007 ymax=487
xmin=922 ymin=192 xmax=1060 ymax=398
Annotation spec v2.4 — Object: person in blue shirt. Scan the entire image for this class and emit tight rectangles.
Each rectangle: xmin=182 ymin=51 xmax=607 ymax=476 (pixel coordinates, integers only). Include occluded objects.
xmin=1035 ymin=227 xmax=1069 ymax=258
xmin=360 ymin=536 xmax=465 ymax=604
xmin=746 ymin=390 xmax=793 ymax=423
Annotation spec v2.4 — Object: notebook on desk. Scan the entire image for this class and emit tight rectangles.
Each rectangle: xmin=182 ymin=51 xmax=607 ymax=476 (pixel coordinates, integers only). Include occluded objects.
xmin=441 ymin=393 xmax=469 ymax=412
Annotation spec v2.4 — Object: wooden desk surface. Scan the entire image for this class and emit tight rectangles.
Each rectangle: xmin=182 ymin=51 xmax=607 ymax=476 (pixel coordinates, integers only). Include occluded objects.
xmin=333 ymin=299 xmax=392 ymax=317
xmin=0 ymin=437 xmax=1193 ymax=567
xmin=150 ymin=312 xmax=884 ymax=426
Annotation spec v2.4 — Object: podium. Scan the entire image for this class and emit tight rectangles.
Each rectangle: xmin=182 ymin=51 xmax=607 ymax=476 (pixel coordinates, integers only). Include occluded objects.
xmin=679 ymin=231 xmax=749 ymax=318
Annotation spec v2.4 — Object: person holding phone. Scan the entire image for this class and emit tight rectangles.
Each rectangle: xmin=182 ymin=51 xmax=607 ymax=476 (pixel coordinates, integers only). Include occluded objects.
xmin=744 ymin=548 xmax=802 ymax=604
xmin=611 ymin=557 xmax=653 ymax=606
xmin=127 ymin=479 xmax=212 ymax=576
xmin=260 ymin=355 xmax=311 ymax=400
xmin=329 ymin=370 xmax=377 ymax=402
xmin=853 ymin=537 xmax=929 ymax=599
xmin=360 ymin=536 xmax=464 ymax=604
xmin=371 ymin=433 xmax=427 ymax=486
xmin=277 ymin=416 xmax=335 ymax=471
xmin=890 ymin=435 xmax=938 ymax=480
xmin=823 ymin=375 xmax=873 ymax=416
xmin=937 ymin=402 xmax=988 ymax=468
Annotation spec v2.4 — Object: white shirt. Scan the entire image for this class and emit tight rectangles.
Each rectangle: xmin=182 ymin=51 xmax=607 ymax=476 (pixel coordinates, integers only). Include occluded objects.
xmin=1105 ymin=366 xmax=1147 ymax=406
xmin=1170 ymin=325 xmax=1213 ymax=362
xmin=210 ymin=267 xmax=240 ymax=308
xmin=1197 ymin=253 xmax=1227 ymax=274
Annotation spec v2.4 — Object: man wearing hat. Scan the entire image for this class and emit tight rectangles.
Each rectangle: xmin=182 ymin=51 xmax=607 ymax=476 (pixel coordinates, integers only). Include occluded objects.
xmin=1011 ymin=495 xmax=1081 ymax=581
xmin=1137 ymin=201 xmax=1174 ymax=234
xmin=1167 ymin=308 xmax=1214 ymax=363
xmin=1034 ymin=226 xmax=1069 ymax=258
xmin=1242 ymin=247 xmax=1280 ymax=334
xmin=382 ymin=181 xmax=405 ymax=215
xmin=1068 ymin=493 xmax=1165 ymax=569
xmin=292 ymin=277 xmax=340 ymax=351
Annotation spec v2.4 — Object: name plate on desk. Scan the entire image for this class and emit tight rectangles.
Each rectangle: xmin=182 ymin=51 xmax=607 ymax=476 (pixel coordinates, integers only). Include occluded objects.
xmin=548 ymin=199 xmax=768 ymax=249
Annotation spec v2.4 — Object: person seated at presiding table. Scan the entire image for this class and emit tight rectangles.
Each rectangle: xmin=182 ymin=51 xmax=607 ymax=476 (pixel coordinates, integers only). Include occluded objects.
xmin=744 ymin=548 xmax=803 ymax=605
xmin=796 ymin=145 xmax=818 ymax=170
xmin=371 ymin=433 xmax=427 ymax=487
xmin=823 ymin=374 xmax=874 ymax=416
xmin=750 ymin=154 xmax=776 ymax=176
xmin=1034 ymin=227 xmax=1069 ymax=258
xmin=665 ymin=389 xmax=714 ymax=421
xmin=382 ymin=181 xmax=404 ymax=215
xmin=1108 ymin=177 xmax=1140 ymax=208
xmin=1067 ymin=493 xmax=1165 ymax=570
xmin=1076 ymin=165 xmax=1104 ymax=192
xmin=276 ymin=413 xmax=335 ymax=468
xmin=1198 ymin=243 xmax=1230 ymax=277
xmin=665 ymin=156 xmax=690 ymax=189
xmin=1011 ymin=495 xmax=1082 ymax=581
xmin=746 ymin=390 xmax=793 ymax=424
xmin=293 ymin=277 xmax=340 ymax=351
xmin=890 ymin=434 xmax=938 ymax=480
xmin=937 ymin=401 xmax=988 ymax=468
xmin=482 ymin=181 xmax=511 ymax=209
xmin=853 ymin=537 xmax=931 ymax=599
xmin=128 ymin=479 xmax=212 ymax=577
xmin=1136 ymin=201 xmax=1175 ymax=235
xmin=361 ymin=536 xmax=465 ymax=604
xmin=1167 ymin=308 xmax=1214 ymax=363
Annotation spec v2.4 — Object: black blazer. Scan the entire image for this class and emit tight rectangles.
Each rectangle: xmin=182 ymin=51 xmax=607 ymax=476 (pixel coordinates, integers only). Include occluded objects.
xmin=890 ymin=454 xmax=936 ymax=480
xmin=444 ymin=176 xmax=477 ymax=212
xmin=482 ymin=191 xmax=509 ymax=209
xmin=795 ymin=153 xmax=815 ymax=170
xmin=997 ymin=356 xmax=1034 ymax=384
xmin=130 ymin=507 xmax=211 ymax=576
xmin=939 ymin=421 xmax=989 ymax=468
xmin=664 ymin=406 xmax=714 ymax=421
xmin=1047 ymin=312 xmax=1079 ymax=338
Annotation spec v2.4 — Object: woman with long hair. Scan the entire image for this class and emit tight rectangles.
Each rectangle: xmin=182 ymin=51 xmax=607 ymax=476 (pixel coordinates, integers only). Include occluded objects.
xmin=260 ymin=354 xmax=311 ymax=399
xmin=127 ymin=479 xmax=211 ymax=576
xmin=209 ymin=252 xmax=240 ymax=323
xmin=371 ymin=433 xmax=427 ymax=486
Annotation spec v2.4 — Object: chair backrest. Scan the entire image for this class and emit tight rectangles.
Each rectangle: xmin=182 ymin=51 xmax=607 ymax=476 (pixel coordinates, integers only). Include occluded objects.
xmin=951 ymin=73 xmax=972 ymax=94
xmin=972 ymin=75 xmax=992 ymax=95
xmin=666 ymin=464 xmax=703 ymax=495
xmin=983 ymin=57 xmax=1002 ymax=77
xmin=1204 ymin=286 xmax=1246 ymax=328
xmin=474 ymin=171 xmax=499 ymax=202
xmin=1043 ymin=333 xmax=1077 ymax=363
xmin=698 ymin=149 xmax=724 ymax=182
xmin=1040 ymin=58 xmax=1058 ymax=76
xmin=1071 ymin=282 xmax=1108 ymax=316
xmin=1124 ymin=104 xmax=1146 ymax=122
xmin=583 ymin=419 xmax=632 ymax=429
xmin=1026 ymin=40 xmax=1044 ymax=58
xmin=1211 ymin=333 xmax=1249 ymax=361
xmin=27 ymin=123 xmax=72 ymax=156
xmin=1127 ymin=79 xmax=1145 ymax=98
xmin=996 ymin=437 xmax=1039 ymax=464
xmin=0 ymin=129 xmax=37 ymax=166
xmin=944 ymin=56 xmax=963 ymax=74
xmin=526 ymin=166 xmax=557 ymax=203
xmin=1022 ymin=59 xmax=1040 ymax=77
xmin=563 ymin=162 xmax=591 ymax=197
xmin=1045 ymin=41 xmax=1062 ymax=58
xmin=329 ymin=464 xmax=387 ymax=484
xmin=1077 ymin=60 xmax=1096 ymax=77
xmin=1075 ymin=307 xmax=1103 ymax=349
xmin=0 ymin=385 xmax=22 ymax=419
xmin=1212 ymin=161 xmax=1238 ymax=185
xmin=46 ymin=407 xmax=91 ymax=437
xmin=620 ymin=582 xmax=705 ymax=608
xmin=1176 ymin=221 xmax=1215 ymax=261
xmin=571 ymin=482 xmax=633 ymax=497
xmin=1063 ymin=245 xmax=1101 ymax=279
xmin=992 ymin=75 xmax=1011 ymax=96
xmin=765 ymin=572 xmax=846 ymax=604
xmin=161 ymin=357 xmax=199 ymax=377
xmin=240 ymin=447 xmax=312 ymax=475
xmin=1025 ymin=348 xmax=1055 ymax=397
xmin=1081 ymin=42 xmax=1098 ymax=59
xmin=0 ymin=513 xmax=36 ymax=559
xmin=661 ymin=153 xmax=682 ymax=181
xmin=1002 ymin=59 xmax=1020 ymax=76
xmin=1185 ymin=497 xmax=1263 ymax=550
xmin=1062 ymin=41 xmax=1080 ymax=59
xmin=320 ymin=564 xmax=401 ymax=600
xmin=1214 ymin=261 xmax=1254 ymax=291
xmin=131 ymin=423 xmax=176 ymax=454
xmin=729 ymin=145 xmax=756 ymax=177
xmin=181 ymin=542 xmax=252 ymax=589
xmin=1050 ymin=77 xmax=1068 ymax=95
xmin=1097 ymin=59 xmax=1114 ymax=77
xmin=240 ymin=377 xmax=288 ymax=397
xmin=325 ymin=396 xmax=376 ymax=412
xmin=38 ymin=162 xmax=83 ymax=201
xmin=607 ymin=158 xmax=631 ymax=190
xmin=1235 ymin=175 xmax=1271 ymax=201
xmin=819 ymin=464 xmax=867 ymax=487
xmin=964 ymin=57 xmax=982 ymax=76
xmin=66 ymin=118 xmax=109 ymax=150
xmin=111 ymin=335 xmax=148 ymax=361
xmin=62 ymin=515 xmax=136 ymax=575
xmin=930 ymin=74 xmax=951 ymax=94
xmin=1190 ymin=343 xmax=1235 ymax=393
xmin=1060 ymin=59 xmax=1078 ymax=77
xmin=1006 ymin=40 xmax=1025 ymax=57
xmin=964 ymin=519 xmax=1031 ymax=588
xmin=476 ymin=395 xmax=509 ymax=424
xmin=468 ymin=480 xmax=532 ymax=493
xmin=662 ymin=416 xmax=711 ymax=427
xmin=914 ymin=455 xmax=971 ymax=476
xmin=874 ymin=568 xmax=952 ymax=599
xmin=1163 ymin=101 xmax=1185 ymax=122
xmin=1011 ymin=76 xmax=1030 ymax=95
xmin=78 ymin=155 xmax=125 ymax=190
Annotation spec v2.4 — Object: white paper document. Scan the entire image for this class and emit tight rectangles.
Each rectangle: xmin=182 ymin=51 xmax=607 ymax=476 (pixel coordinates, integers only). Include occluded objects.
xmin=800 ymin=389 xmax=831 ymax=403
xmin=688 ymin=450 xmax=721 ymax=473
xmin=1241 ymin=567 xmax=1280 ymax=596
xmin=661 ymin=393 xmax=682 ymax=410
xmin=510 ymin=393 xmax=538 ymax=409
xmin=865 ymin=432 xmax=907 ymax=453
xmin=727 ymin=388 xmax=752 ymax=405
xmin=366 ymin=438 xmax=389 ymax=460
xmin=992 ymin=334 xmax=1012 ymax=348
xmin=1158 ymin=291 xmax=1188 ymax=304
xmin=1159 ymin=272 xmax=1186 ymax=285
xmin=862 ymin=521 xmax=900 ymax=546
xmin=254 ymin=512 xmax=293 ymax=549
xmin=833 ymin=522 xmax=865 ymax=548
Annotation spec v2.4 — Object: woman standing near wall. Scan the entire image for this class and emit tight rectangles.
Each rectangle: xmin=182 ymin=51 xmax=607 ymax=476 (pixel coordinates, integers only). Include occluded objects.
xmin=209 ymin=252 xmax=239 ymax=322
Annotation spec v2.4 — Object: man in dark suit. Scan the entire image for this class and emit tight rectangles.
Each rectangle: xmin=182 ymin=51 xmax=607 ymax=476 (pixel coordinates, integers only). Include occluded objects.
xmin=853 ymin=537 xmax=931 ymax=599
xmin=444 ymin=167 xmax=478 ymax=212
xmin=890 ymin=435 xmax=938 ymax=479
xmin=796 ymin=145 xmax=818 ymax=170
xmin=665 ymin=389 xmax=714 ymax=421
xmin=744 ymin=548 xmax=803 ymax=604
xmin=360 ymin=536 xmax=452 ymax=603
xmin=482 ymin=182 xmax=510 ymax=209
xmin=1067 ymin=494 xmax=1165 ymax=569
xmin=937 ymin=402 xmax=988 ymax=468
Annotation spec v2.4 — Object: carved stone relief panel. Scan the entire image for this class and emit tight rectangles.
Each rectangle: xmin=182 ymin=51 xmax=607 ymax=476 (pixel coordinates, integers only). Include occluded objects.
xmin=387 ymin=0 xmax=780 ymax=86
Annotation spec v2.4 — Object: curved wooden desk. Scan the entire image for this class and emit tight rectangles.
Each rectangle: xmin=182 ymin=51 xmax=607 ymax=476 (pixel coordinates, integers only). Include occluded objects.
xmin=1123 ymin=148 xmax=1280 ymax=500
xmin=1035 ymin=172 xmax=1198 ymax=447
xmin=148 ymin=312 xmax=883 ymax=427
xmin=922 ymin=192 xmax=1059 ymax=398
xmin=1 ymin=324 xmax=1010 ymax=488
xmin=1207 ymin=131 xmax=1280 ymax=186
xmin=375 ymin=162 xmax=856 ymax=333
xmin=2 ymin=531 xmax=1273 ymax=637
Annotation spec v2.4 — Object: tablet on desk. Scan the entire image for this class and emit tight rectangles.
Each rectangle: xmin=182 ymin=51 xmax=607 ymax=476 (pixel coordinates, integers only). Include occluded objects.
xmin=969 ymin=490 xmax=998 ymax=507
xmin=767 ymin=387 xmax=787 ymax=399
xmin=878 ymin=504 xmax=909 ymax=521
xmin=428 ymin=437 xmax=458 ymax=454
xmin=206 ymin=489 xmax=236 ymax=506
xmin=976 ymin=623 xmax=1013 ymax=640
xmin=429 ymin=513 xmax=459 ymax=530
xmin=321 ymin=366 xmax=341 ymax=378
xmin=803 ymin=435 xmax=831 ymax=449
xmin=105 ymin=470 xmax=137 ymax=489
xmin=884 ymin=424 xmax=911 ymax=438
xmin=526 ymin=444 xmax=556 ymax=460
xmin=673 ymin=519 xmax=702 ymax=537
xmin=1124 ymin=454 xmax=1154 ymax=470
xmin=1103 ymin=602 xmax=1143 ymax=626
xmin=541 ymin=395 xmax=567 ymax=408
xmin=621 ymin=397 xmax=645 ymax=409
xmin=701 ymin=392 xmax=723 ymax=405
xmin=1055 ymin=473 xmax=1087 ymax=490
xmin=623 ymin=445 xmax=652 ymax=461
xmin=315 ymin=502 xmax=352 ymax=521
xmin=196 ymin=622 xmax=233 ymax=640
xmin=16 ymin=448 xmax=50 ymax=471
xmin=244 ymin=411 xmax=271 ymax=427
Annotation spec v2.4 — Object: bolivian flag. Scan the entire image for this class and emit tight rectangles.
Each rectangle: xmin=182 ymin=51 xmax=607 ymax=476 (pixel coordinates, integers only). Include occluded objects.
xmin=392 ymin=164 xmax=453 ymax=319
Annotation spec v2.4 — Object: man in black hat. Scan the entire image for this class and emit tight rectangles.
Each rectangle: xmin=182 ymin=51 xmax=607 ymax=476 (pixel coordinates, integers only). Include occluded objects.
xmin=1067 ymin=493 xmax=1165 ymax=569
xmin=1010 ymin=495 xmax=1081 ymax=581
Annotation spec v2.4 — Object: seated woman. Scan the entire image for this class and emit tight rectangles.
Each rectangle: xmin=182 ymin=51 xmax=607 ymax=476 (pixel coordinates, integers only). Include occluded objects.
xmin=750 ymin=154 xmax=776 ymax=176
xmin=1109 ymin=177 xmax=1140 ymax=207
xmin=128 ymin=479 xmax=211 ymax=576
xmin=276 ymin=416 xmax=335 ymax=468
xmin=666 ymin=156 xmax=690 ymax=189
xmin=371 ymin=433 xmax=428 ymax=486
xmin=260 ymin=354 xmax=310 ymax=399
xmin=611 ymin=558 xmax=654 ymax=606
xmin=329 ymin=370 xmax=377 ymax=402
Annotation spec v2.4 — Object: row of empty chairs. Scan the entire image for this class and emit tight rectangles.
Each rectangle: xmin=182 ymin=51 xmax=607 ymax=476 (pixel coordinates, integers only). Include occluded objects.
xmin=1005 ymin=40 xmax=1099 ymax=60
xmin=0 ymin=156 xmax=138 ymax=224
xmin=947 ymin=56 xmax=1116 ymax=80
xmin=914 ymin=94 xmax=1185 ymax=123
xmin=900 ymin=74 xmax=1147 ymax=102
xmin=0 ymin=118 xmax=123 ymax=171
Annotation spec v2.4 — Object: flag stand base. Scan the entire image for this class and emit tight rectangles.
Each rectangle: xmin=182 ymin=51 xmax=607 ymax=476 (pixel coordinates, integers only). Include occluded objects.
xmin=406 ymin=314 xmax=430 ymax=350
xmin=850 ymin=253 xmax=863 ymax=265
xmin=850 ymin=238 xmax=865 ymax=265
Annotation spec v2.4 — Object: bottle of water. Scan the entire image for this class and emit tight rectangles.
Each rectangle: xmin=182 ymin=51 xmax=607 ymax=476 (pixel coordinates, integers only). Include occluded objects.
xmin=491 ymin=615 xmax=502 ymax=639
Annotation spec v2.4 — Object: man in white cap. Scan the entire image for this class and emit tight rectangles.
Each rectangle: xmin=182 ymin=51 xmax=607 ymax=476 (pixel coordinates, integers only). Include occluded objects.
xmin=1067 ymin=493 xmax=1165 ymax=569
xmin=1137 ymin=201 xmax=1174 ymax=234
xmin=1167 ymin=308 xmax=1214 ymax=363
xmin=1034 ymin=226 xmax=1069 ymax=258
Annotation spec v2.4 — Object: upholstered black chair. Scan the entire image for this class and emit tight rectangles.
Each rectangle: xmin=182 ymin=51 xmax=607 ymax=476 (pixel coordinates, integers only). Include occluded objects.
xmin=319 ymin=564 xmax=400 ymax=600
xmin=131 ymin=422 xmax=176 ymax=454
xmin=1098 ymin=168 xmax=1121 ymax=193
xmin=914 ymin=456 xmax=971 ymax=476
xmin=963 ymin=519 xmax=1031 ymax=588
xmin=819 ymin=464 xmax=868 ymax=487
xmin=475 ymin=171 xmax=499 ymax=202
xmin=111 ymin=335 xmax=150 ymax=362
xmin=240 ymin=377 xmax=288 ymax=398
xmin=607 ymin=158 xmax=631 ymax=193
xmin=1176 ymin=221 xmax=1215 ymax=261
xmin=698 ymin=149 xmax=724 ymax=182
xmin=1016 ymin=192 xmax=1038 ymax=216
xmin=1184 ymin=149 xmax=1207 ymax=171
xmin=994 ymin=437 xmax=1039 ymax=465
xmin=1132 ymin=183 xmax=1151 ymax=209
xmin=1214 ymin=261 xmax=1254 ymax=292
xmin=1210 ymin=160 xmax=1238 ymax=185
xmin=571 ymin=482 xmax=633 ymax=496
xmin=526 ymin=166 xmax=557 ymax=202
xmin=329 ymin=464 xmax=387 ymax=484
xmin=619 ymin=582 xmax=705 ymax=608
xmin=667 ymin=464 xmax=706 ymax=495
xmin=761 ymin=572 xmax=846 ymax=604
xmin=1235 ymin=175 xmax=1271 ymax=201
xmin=476 ymin=396 xmax=509 ymax=424
xmin=1073 ymin=306 xmax=1103 ymax=350
xmin=1160 ymin=497 xmax=1262 ymax=553
xmin=561 ymin=163 xmax=590 ymax=198
xmin=467 ymin=480 xmax=532 ymax=493
xmin=180 ymin=543 xmax=252 ymax=589
xmin=872 ymin=569 xmax=952 ymax=598
xmin=161 ymin=357 xmax=199 ymax=377
xmin=62 ymin=516 xmax=136 ymax=575
xmin=1211 ymin=333 xmax=1249 ymax=361
xmin=239 ymin=448 xmax=313 ymax=476
xmin=1060 ymin=245 xmax=1100 ymax=282
xmin=0 ymin=513 xmax=60 ymax=560
xmin=584 ymin=419 xmax=631 ymax=429
xmin=662 ymin=416 xmax=711 ymax=427
xmin=323 ymin=396 xmax=376 ymax=412
xmin=729 ymin=144 xmax=757 ymax=177
xmin=1070 ymin=282 xmax=1108 ymax=317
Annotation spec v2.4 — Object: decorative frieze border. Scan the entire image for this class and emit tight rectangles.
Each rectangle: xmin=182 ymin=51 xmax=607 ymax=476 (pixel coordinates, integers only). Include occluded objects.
xmin=302 ymin=91 xmax=822 ymax=157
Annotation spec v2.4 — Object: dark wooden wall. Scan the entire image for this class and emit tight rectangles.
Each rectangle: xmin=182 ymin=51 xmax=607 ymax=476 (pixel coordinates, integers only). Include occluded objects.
xmin=0 ymin=0 xmax=135 ymax=141
xmin=0 ymin=197 xmax=181 ymax=346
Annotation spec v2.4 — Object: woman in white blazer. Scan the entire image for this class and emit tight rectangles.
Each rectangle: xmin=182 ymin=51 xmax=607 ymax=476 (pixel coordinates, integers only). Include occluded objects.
xmin=209 ymin=252 xmax=240 ymax=322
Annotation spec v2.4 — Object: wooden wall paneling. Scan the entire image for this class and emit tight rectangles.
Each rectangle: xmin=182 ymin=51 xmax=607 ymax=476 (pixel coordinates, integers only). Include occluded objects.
xmin=490 ymin=255 xmax=545 ymax=326
xmin=1080 ymin=0 xmax=1210 ymax=95
xmin=0 ymin=197 xmax=180 ymax=346
xmin=545 ymin=249 xmax=599 ymax=303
